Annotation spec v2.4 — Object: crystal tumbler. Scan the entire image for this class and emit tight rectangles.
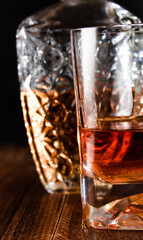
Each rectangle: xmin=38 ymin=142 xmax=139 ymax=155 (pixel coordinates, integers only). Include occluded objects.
xmin=71 ymin=24 xmax=143 ymax=230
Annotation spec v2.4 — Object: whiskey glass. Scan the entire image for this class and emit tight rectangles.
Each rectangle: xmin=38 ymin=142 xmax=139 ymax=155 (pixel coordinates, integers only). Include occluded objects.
xmin=71 ymin=24 xmax=143 ymax=230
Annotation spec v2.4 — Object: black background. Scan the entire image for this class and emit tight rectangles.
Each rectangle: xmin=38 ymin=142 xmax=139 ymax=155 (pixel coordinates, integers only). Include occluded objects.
xmin=1 ymin=0 xmax=143 ymax=144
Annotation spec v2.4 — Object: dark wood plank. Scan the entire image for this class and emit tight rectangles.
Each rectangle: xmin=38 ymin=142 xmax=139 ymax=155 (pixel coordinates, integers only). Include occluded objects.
xmin=83 ymin=227 xmax=143 ymax=240
xmin=0 ymin=144 xmax=67 ymax=240
xmin=3 ymin=182 xmax=66 ymax=240
xmin=1 ymin=144 xmax=143 ymax=240
xmin=0 ymin=144 xmax=37 ymax=238
xmin=53 ymin=194 xmax=82 ymax=240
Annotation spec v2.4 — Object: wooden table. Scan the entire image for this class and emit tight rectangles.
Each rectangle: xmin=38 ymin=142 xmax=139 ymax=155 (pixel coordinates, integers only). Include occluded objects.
xmin=0 ymin=144 xmax=143 ymax=240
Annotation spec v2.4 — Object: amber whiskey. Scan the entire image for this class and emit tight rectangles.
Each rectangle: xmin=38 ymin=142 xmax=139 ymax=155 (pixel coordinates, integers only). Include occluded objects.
xmin=80 ymin=128 xmax=143 ymax=183
xmin=21 ymin=89 xmax=79 ymax=190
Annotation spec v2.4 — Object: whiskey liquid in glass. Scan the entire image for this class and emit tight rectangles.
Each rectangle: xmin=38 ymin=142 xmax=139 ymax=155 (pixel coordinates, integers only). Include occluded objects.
xmin=71 ymin=24 xmax=143 ymax=229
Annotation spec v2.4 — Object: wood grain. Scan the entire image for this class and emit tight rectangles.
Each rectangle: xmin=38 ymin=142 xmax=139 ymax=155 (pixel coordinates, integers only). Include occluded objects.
xmin=0 ymin=144 xmax=37 ymax=238
xmin=83 ymin=227 xmax=143 ymax=240
xmin=53 ymin=194 xmax=82 ymax=240
xmin=0 ymin=144 xmax=143 ymax=240
xmin=3 ymin=188 xmax=66 ymax=240
xmin=0 ymin=144 xmax=66 ymax=240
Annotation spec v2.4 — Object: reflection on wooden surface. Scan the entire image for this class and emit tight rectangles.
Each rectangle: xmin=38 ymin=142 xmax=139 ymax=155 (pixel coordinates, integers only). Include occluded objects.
xmin=0 ymin=144 xmax=143 ymax=239
xmin=83 ymin=225 xmax=143 ymax=240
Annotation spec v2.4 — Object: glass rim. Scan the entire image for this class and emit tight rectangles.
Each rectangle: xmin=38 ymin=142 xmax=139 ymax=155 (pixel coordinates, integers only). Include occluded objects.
xmin=71 ymin=23 xmax=143 ymax=34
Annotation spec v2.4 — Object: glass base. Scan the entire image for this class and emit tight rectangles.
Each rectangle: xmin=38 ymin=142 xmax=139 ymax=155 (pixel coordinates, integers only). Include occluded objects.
xmin=83 ymin=212 xmax=143 ymax=230
xmin=44 ymin=179 xmax=80 ymax=194
xmin=82 ymin=223 xmax=143 ymax=240
xmin=81 ymin=175 xmax=143 ymax=230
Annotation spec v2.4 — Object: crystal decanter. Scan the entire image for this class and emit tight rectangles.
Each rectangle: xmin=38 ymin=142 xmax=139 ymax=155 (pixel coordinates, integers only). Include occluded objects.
xmin=16 ymin=0 xmax=140 ymax=193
